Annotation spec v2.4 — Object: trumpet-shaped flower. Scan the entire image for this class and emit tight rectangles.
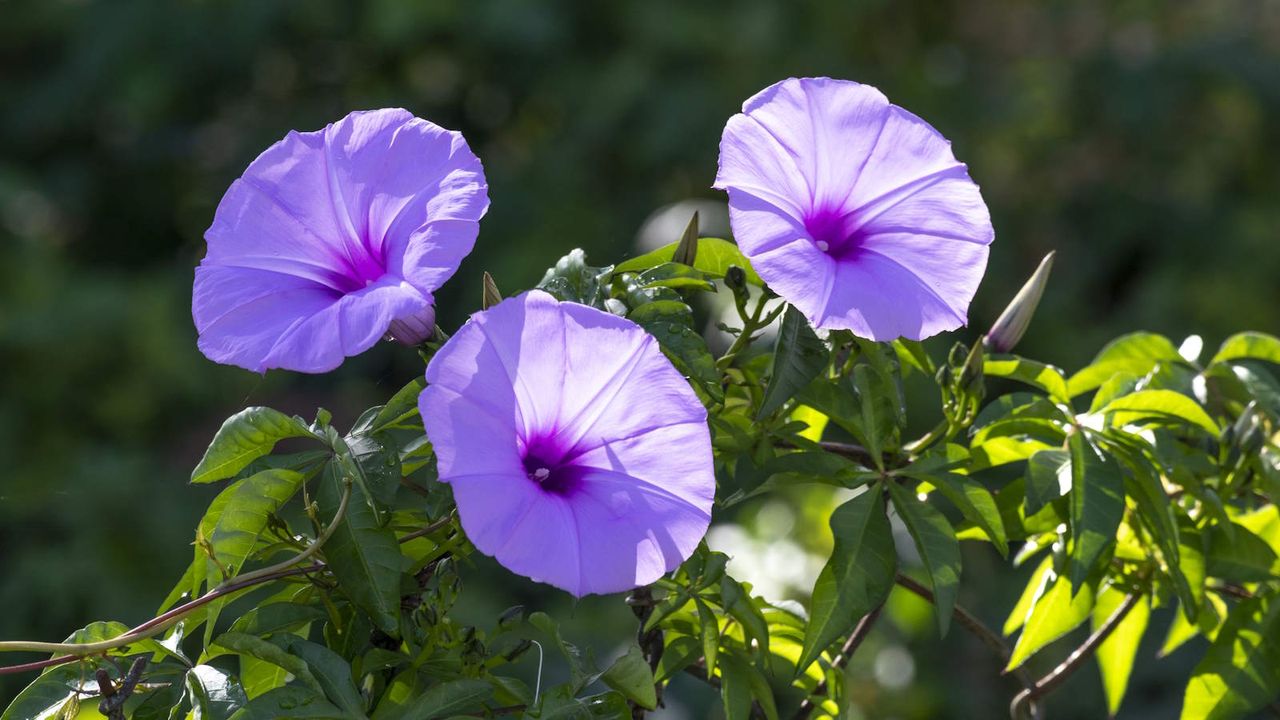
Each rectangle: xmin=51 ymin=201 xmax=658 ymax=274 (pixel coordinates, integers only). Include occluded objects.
xmin=193 ymin=108 xmax=488 ymax=373
xmin=419 ymin=290 xmax=715 ymax=596
xmin=715 ymin=77 xmax=993 ymax=340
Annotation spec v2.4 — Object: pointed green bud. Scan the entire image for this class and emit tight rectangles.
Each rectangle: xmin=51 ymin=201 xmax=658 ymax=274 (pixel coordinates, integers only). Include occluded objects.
xmin=482 ymin=271 xmax=502 ymax=309
xmin=985 ymin=251 xmax=1055 ymax=354
xmin=673 ymin=211 xmax=699 ymax=266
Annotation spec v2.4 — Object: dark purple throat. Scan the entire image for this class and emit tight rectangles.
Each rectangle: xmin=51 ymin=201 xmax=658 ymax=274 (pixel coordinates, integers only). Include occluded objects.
xmin=803 ymin=205 xmax=867 ymax=259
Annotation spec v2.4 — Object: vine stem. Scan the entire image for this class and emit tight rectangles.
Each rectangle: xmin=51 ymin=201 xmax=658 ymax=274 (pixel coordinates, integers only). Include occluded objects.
xmin=791 ymin=604 xmax=884 ymax=720
xmin=0 ymin=480 xmax=353 ymax=671
xmin=893 ymin=574 xmax=1039 ymax=707
xmin=1008 ymin=592 xmax=1141 ymax=720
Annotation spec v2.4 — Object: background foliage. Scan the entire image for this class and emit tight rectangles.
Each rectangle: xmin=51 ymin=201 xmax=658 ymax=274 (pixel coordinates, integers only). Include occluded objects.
xmin=2 ymin=1 xmax=1279 ymax=717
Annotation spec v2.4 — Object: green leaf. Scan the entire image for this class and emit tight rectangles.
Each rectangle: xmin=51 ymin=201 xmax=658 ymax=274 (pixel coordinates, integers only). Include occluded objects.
xmin=1207 ymin=523 xmax=1280 ymax=583
xmin=984 ymin=355 xmax=1069 ymax=401
xmin=1007 ymin=571 xmax=1096 ymax=670
xmin=192 ymin=407 xmax=315 ymax=484
xmin=373 ymin=678 xmax=491 ymax=720
xmin=886 ymin=482 xmax=962 ymax=636
xmin=212 ymin=632 xmax=323 ymax=696
xmin=909 ymin=470 xmax=1008 ymax=557
xmin=1094 ymin=587 xmax=1150 ymax=717
xmin=628 ymin=302 xmax=723 ymax=403
xmin=1211 ymin=331 xmax=1280 ymax=366
xmin=798 ymin=488 xmax=896 ymax=673
xmin=318 ymin=464 xmax=402 ymax=634
xmin=1182 ymin=594 xmax=1280 ymax=720
xmin=0 ymin=663 xmax=90 ymax=720
xmin=207 ymin=469 xmax=304 ymax=577
xmin=229 ymin=686 xmax=351 ymax=720
xmin=635 ymin=262 xmax=715 ymax=292
xmin=1067 ymin=332 xmax=1182 ymax=397
xmin=1004 ymin=555 xmax=1054 ymax=636
xmin=186 ymin=664 xmax=249 ymax=720
xmin=694 ymin=597 xmax=720 ymax=676
xmin=1068 ymin=432 xmax=1125 ymax=592
xmin=228 ymin=602 xmax=326 ymax=638
xmin=601 ymin=644 xmax=658 ymax=710
xmin=282 ymin=638 xmax=365 ymax=718
xmin=370 ymin=377 xmax=427 ymax=432
xmin=757 ymin=305 xmax=828 ymax=420
xmin=719 ymin=653 xmax=777 ymax=720
xmin=615 ymin=237 xmax=763 ymax=286
xmin=1024 ymin=449 xmax=1071 ymax=516
xmin=720 ymin=576 xmax=770 ymax=656
xmin=1100 ymin=389 xmax=1220 ymax=435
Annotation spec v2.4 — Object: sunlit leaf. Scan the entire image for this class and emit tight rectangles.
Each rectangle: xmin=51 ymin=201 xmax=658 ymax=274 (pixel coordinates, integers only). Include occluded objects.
xmin=1007 ymin=571 xmax=1096 ymax=670
xmin=1093 ymin=587 xmax=1150 ymax=717
xmin=601 ymin=644 xmax=657 ymax=710
xmin=1211 ymin=331 xmax=1280 ymax=366
xmin=191 ymin=407 xmax=315 ymax=484
xmin=1182 ymin=594 xmax=1280 ymax=720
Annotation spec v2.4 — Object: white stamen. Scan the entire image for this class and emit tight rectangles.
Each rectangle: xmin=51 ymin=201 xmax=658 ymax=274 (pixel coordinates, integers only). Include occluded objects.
xmin=816 ymin=240 xmax=830 ymax=252
xmin=533 ymin=467 xmax=551 ymax=481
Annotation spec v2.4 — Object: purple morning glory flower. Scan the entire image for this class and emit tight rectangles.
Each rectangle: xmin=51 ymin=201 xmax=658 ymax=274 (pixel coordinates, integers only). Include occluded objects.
xmin=714 ymin=77 xmax=994 ymax=341
xmin=193 ymin=108 xmax=489 ymax=373
xmin=419 ymin=290 xmax=715 ymax=596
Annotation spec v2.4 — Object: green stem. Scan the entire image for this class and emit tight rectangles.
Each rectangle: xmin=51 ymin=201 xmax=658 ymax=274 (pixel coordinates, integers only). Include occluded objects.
xmin=718 ymin=294 xmax=776 ymax=370
xmin=0 ymin=480 xmax=352 ymax=663
xmin=1008 ymin=592 xmax=1141 ymax=720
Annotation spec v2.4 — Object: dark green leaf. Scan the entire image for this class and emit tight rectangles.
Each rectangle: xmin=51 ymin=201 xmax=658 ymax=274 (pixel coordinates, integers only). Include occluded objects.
xmin=370 ymin=377 xmax=427 ymax=433
xmin=379 ymin=678 xmax=492 ymax=720
xmin=186 ymin=664 xmax=249 ymax=720
xmin=601 ymin=644 xmax=658 ymax=710
xmin=0 ymin=663 xmax=89 ymax=720
xmin=282 ymin=638 xmax=364 ymax=717
xmin=886 ymin=482 xmax=962 ymax=635
xmin=757 ymin=305 xmax=828 ymax=420
xmin=192 ymin=407 xmax=315 ymax=484
xmin=635 ymin=262 xmax=715 ymax=292
xmin=798 ymin=489 xmax=896 ymax=673
xmin=720 ymin=576 xmax=770 ymax=656
xmin=212 ymin=632 xmax=323 ymax=696
xmin=1024 ymin=449 xmax=1071 ymax=516
xmin=694 ymin=597 xmax=720 ymax=676
xmin=908 ymin=470 xmax=1008 ymax=557
xmin=228 ymin=602 xmax=326 ymax=638
xmin=318 ymin=464 xmax=402 ymax=634
xmin=1207 ymin=523 xmax=1280 ymax=583
xmin=629 ymin=302 xmax=723 ymax=403
xmin=229 ymin=686 xmax=351 ymax=720
xmin=1068 ymin=432 xmax=1125 ymax=592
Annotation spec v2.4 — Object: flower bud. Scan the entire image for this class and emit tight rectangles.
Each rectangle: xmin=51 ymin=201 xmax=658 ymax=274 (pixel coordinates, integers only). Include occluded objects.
xmin=985 ymin=251 xmax=1055 ymax=354
xmin=673 ymin=211 xmax=699 ymax=266
xmin=388 ymin=304 xmax=437 ymax=346
xmin=482 ymin=271 xmax=502 ymax=310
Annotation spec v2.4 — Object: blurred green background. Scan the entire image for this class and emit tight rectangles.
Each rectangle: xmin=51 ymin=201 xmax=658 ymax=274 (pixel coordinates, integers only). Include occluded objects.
xmin=1 ymin=0 xmax=1278 ymax=717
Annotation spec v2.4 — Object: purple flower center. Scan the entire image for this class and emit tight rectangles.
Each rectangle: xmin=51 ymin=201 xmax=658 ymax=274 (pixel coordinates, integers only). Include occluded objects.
xmin=331 ymin=235 xmax=388 ymax=293
xmin=804 ymin=205 xmax=866 ymax=259
xmin=520 ymin=437 xmax=583 ymax=496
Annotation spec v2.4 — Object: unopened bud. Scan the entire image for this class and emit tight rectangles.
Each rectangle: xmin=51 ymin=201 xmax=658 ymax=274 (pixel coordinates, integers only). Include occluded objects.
xmin=482 ymin=271 xmax=502 ymax=309
xmin=388 ymin=304 xmax=437 ymax=346
xmin=725 ymin=265 xmax=747 ymax=292
xmin=673 ymin=211 xmax=699 ymax=266
xmin=985 ymin=251 xmax=1055 ymax=354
